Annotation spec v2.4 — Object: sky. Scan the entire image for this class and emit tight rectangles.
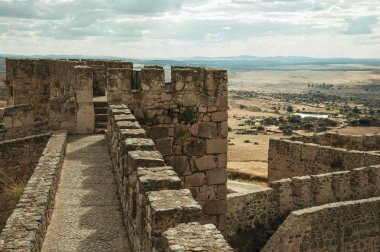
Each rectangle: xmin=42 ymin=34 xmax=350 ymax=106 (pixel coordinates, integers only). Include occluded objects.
xmin=0 ymin=0 xmax=379 ymax=58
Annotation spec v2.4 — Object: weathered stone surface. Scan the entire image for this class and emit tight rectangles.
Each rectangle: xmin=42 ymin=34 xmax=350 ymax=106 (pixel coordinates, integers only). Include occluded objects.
xmin=137 ymin=166 xmax=181 ymax=192
xmin=206 ymin=169 xmax=227 ymax=185
xmin=194 ymin=155 xmax=217 ymax=171
xmin=211 ymin=111 xmax=227 ymax=122
xmin=163 ymin=222 xmax=233 ymax=252
xmin=123 ymin=138 xmax=155 ymax=151
xmin=0 ymin=132 xmax=67 ymax=252
xmin=198 ymin=122 xmax=217 ymax=138
xmin=206 ymin=139 xmax=228 ymax=154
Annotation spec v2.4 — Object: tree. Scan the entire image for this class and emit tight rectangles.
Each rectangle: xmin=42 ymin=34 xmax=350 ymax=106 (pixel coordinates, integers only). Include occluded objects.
xmin=287 ymin=105 xmax=294 ymax=113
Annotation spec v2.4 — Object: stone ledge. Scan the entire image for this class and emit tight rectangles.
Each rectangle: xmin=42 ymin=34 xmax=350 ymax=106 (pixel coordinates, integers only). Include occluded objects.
xmin=163 ymin=222 xmax=233 ymax=252
xmin=137 ymin=166 xmax=181 ymax=192
xmin=0 ymin=131 xmax=67 ymax=252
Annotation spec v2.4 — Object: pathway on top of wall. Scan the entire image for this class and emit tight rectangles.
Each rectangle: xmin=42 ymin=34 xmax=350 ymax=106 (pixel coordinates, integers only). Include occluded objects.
xmin=41 ymin=135 xmax=131 ymax=252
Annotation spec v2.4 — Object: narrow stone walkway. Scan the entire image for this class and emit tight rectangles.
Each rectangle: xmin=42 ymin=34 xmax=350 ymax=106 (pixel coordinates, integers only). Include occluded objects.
xmin=42 ymin=135 xmax=131 ymax=252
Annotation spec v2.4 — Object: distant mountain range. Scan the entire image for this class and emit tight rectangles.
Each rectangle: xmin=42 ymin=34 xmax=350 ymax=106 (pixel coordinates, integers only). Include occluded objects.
xmin=1 ymin=54 xmax=380 ymax=71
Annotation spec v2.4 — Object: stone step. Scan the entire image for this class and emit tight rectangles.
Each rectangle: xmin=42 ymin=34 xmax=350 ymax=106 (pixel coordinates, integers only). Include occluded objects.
xmin=95 ymin=122 xmax=107 ymax=129
xmin=95 ymin=107 xmax=107 ymax=114
xmin=95 ymin=114 xmax=107 ymax=122
xmin=94 ymin=101 xmax=107 ymax=108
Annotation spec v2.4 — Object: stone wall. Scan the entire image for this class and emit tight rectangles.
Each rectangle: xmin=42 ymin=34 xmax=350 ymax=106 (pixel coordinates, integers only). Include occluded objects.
xmin=107 ymin=66 xmax=228 ymax=228
xmin=106 ymin=103 xmax=232 ymax=251
xmin=268 ymin=138 xmax=380 ymax=182
xmin=6 ymin=58 xmax=95 ymax=134
xmin=0 ymin=104 xmax=49 ymax=141
xmin=293 ymin=131 xmax=380 ymax=151
xmin=0 ymin=132 xmax=67 ymax=251
xmin=226 ymin=164 xmax=380 ymax=251
xmin=85 ymin=60 xmax=133 ymax=96
xmin=0 ymin=133 xmax=51 ymax=189
xmin=261 ymin=196 xmax=380 ymax=252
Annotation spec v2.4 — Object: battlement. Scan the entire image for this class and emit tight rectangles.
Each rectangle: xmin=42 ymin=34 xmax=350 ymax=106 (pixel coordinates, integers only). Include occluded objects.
xmin=106 ymin=102 xmax=232 ymax=251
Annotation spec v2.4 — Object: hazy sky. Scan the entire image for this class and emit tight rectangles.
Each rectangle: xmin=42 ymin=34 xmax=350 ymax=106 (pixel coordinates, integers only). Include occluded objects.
xmin=0 ymin=0 xmax=379 ymax=58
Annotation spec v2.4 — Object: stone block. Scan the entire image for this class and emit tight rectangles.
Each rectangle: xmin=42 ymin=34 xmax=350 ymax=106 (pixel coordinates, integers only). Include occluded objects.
xmin=76 ymin=104 xmax=94 ymax=134
xmin=119 ymin=128 xmax=146 ymax=140
xmin=146 ymin=189 xmax=202 ymax=233
xmin=211 ymin=111 xmax=227 ymax=122
xmin=127 ymin=151 xmax=165 ymax=175
xmin=206 ymin=139 xmax=227 ymax=154
xmin=123 ymin=138 xmax=155 ymax=152
xmin=114 ymin=113 xmax=136 ymax=122
xmin=116 ymin=120 xmax=140 ymax=130
xmin=185 ymin=173 xmax=205 ymax=187
xmin=206 ymin=169 xmax=227 ymax=185
xmin=150 ymin=126 xmax=169 ymax=139
xmin=183 ymin=94 xmax=198 ymax=106
xmin=204 ymin=200 xmax=226 ymax=215
xmin=137 ymin=166 xmax=181 ymax=192
xmin=194 ymin=155 xmax=216 ymax=171
xmin=217 ymin=154 xmax=227 ymax=168
xmin=217 ymin=95 xmax=228 ymax=111
xmin=198 ymin=122 xmax=217 ymax=138
xmin=155 ymin=137 xmax=174 ymax=156
xmin=162 ymin=223 xmax=233 ymax=252
xmin=184 ymin=139 xmax=206 ymax=156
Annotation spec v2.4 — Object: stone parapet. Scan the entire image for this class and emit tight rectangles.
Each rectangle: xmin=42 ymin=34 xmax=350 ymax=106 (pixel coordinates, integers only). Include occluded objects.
xmin=106 ymin=103 xmax=231 ymax=251
xmin=106 ymin=65 xmax=228 ymax=229
xmin=261 ymin=197 xmax=380 ymax=252
xmin=268 ymin=138 xmax=380 ymax=181
xmin=226 ymin=164 xmax=380 ymax=251
xmin=0 ymin=132 xmax=67 ymax=251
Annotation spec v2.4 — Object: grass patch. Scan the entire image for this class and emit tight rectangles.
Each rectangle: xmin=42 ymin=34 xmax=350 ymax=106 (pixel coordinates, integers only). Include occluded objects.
xmin=227 ymin=168 xmax=268 ymax=187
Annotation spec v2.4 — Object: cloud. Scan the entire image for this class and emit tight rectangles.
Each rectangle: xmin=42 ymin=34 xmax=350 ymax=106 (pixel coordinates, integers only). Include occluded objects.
xmin=343 ymin=15 xmax=378 ymax=35
xmin=0 ymin=0 xmax=379 ymax=58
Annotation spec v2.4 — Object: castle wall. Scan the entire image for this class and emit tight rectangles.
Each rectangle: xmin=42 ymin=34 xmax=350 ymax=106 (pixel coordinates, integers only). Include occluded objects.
xmin=0 ymin=133 xmax=51 ymax=190
xmin=268 ymin=138 xmax=380 ymax=182
xmin=85 ymin=60 xmax=133 ymax=96
xmin=106 ymin=103 xmax=232 ymax=251
xmin=293 ymin=131 xmax=380 ymax=151
xmin=0 ymin=104 xmax=49 ymax=141
xmin=5 ymin=59 xmax=94 ymax=134
xmin=261 ymin=197 xmax=380 ymax=252
xmin=226 ymin=164 xmax=380 ymax=251
xmin=106 ymin=66 xmax=228 ymax=229
xmin=0 ymin=132 xmax=67 ymax=251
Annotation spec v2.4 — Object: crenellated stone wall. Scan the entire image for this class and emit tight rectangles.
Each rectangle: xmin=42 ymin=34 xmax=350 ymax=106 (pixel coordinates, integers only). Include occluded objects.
xmin=261 ymin=197 xmax=380 ymax=252
xmin=226 ymin=164 xmax=380 ymax=251
xmin=85 ymin=59 xmax=133 ymax=96
xmin=107 ymin=66 xmax=228 ymax=229
xmin=106 ymin=103 xmax=232 ymax=251
xmin=0 ymin=132 xmax=67 ymax=251
xmin=292 ymin=131 xmax=380 ymax=151
xmin=268 ymin=138 xmax=380 ymax=182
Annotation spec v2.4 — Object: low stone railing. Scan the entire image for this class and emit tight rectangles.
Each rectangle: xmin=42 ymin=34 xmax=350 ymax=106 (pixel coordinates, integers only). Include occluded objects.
xmin=261 ymin=196 xmax=380 ymax=251
xmin=226 ymin=164 xmax=380 ymax=251
xmin=268 ymin=138 xmax=380 ymax=182
xmin=106 ymin=103 xmax=233 ymax=251
xmin=0 ymin=132 xmax=67 ymax=251
xmin=292 ymin=131 xmax=380 ymax=151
